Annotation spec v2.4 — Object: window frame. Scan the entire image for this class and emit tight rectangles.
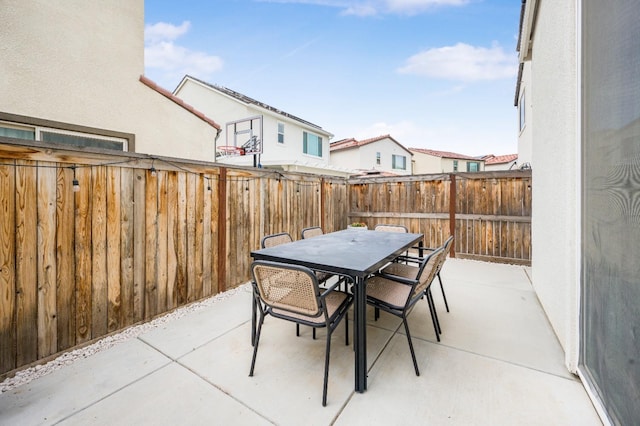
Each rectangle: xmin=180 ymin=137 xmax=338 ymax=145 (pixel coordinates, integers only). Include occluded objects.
xmin=392 ymin=154 xmax=407 ymax=170
xmin=0 ymin=112 xmax=134 ymax=152
xmin=277 ymin=122 xmax=285 ymax=144
xmin=302 ymin=131 xmax=323 ymax=157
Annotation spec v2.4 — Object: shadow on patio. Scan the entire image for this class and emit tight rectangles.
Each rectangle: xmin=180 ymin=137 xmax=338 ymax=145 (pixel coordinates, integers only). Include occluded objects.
xmin=0 ymin=258 xmax=601 ymax=425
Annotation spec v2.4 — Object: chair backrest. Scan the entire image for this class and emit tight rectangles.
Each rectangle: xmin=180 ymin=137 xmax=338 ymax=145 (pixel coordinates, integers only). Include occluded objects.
xmin=251 ymin=261 xmax=321 ymax=317
xmin=374 ymin=224 xmax=408 ymax=233
xmin=261 ymin=232 xmax=293 ymax=249
xmin=435 ymin=235 xmax=455 ymax=273
xmin=301 ymin=226 xmax=323 ymax=239
xmin=412 ymin=247 xmax=445 ymax=299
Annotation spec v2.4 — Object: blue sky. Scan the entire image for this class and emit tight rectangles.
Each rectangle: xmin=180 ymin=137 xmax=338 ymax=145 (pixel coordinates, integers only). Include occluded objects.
xmin=144 ymin=0 xmax=521 ymax=156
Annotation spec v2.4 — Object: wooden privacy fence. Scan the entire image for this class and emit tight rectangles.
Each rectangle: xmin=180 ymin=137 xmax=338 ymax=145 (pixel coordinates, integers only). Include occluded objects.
xmin=348 ymin=171 xmax=532 ymax=263
xmin=0 ymin=139 xmax=529 ymax=377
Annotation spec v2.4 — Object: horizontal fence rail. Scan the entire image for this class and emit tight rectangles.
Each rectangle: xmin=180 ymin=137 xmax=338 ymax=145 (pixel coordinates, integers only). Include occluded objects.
xmin=0 ymin=139 xmax=530 ymax=377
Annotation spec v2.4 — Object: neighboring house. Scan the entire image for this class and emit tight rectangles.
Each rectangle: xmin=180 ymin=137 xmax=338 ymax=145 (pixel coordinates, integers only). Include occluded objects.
xmin=0 ymin=1 xmax=221 ymax=162
xmin=174 ymin=76 xmax=349 ymax=177
xmin=482 ymin=154 xmax=519 ymax=171
xmin=517 ymin=1 xmax=639 ymax=423
xmin=409 ymin=148 xmax=484 ymax=174
xmin=329 ymin=135 xmax=412 ymax=176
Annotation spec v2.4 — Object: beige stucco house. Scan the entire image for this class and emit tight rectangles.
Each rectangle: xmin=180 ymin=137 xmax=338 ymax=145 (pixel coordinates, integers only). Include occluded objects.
xmin=517 ymin=0 xmax=639 ymax=423
xmin=410 ymin=148 xmax=484 ymax=174
xmin=482 ymin=154 xmax=519 ymax=171
xmin=0 ymin=0 xmax=220 ymax=162
xmin=174 ymin=76 xmax=349 ymax=176
xmin=329 ymin=135 xmax=412 ymax=176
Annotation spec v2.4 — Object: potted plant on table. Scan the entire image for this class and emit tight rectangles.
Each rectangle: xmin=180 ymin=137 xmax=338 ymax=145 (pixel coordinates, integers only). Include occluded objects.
xmin=347 ymin=222 xmax=368 ymax=230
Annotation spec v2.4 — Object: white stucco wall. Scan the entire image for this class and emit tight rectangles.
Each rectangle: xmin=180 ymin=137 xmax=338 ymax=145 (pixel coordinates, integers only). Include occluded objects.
xmin=175 ymin=78 xmax=332 ymax=168
xmin=331 ymin=137 xmax=412 ymax=175
xmin=528 ymin=0 xmax=579 ymax=372
xmin=517 ymin=60 xmax=534 ymax=167
xmin=0 ymin=0 xmax=218 ymax=162
xmin=412 ymin=152 xmax=443 ymax=174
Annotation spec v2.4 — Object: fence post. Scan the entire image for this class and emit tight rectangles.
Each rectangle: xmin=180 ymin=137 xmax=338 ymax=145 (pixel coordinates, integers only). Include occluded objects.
xmin=449 ymin=174 xmax=456 ymax=258
xmin=217 ymin=167 xmax=227 ymax=292
xmin=320 ymin=177 xmax=325 ymax=231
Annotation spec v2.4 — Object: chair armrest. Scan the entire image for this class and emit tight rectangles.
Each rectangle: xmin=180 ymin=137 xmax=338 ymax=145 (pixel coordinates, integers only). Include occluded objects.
xmin=375 ymin=272 xmax=417 ymax=286
xmin=320 ymin=274 xmax=353 ymax=297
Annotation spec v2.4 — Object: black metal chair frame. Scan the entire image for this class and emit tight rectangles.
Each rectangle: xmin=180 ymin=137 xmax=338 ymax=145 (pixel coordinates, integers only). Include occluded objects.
xmin=367 ymin=247 xmax=444 ymax=376
xmin=250 ymin=260 xmax=354 ymax=406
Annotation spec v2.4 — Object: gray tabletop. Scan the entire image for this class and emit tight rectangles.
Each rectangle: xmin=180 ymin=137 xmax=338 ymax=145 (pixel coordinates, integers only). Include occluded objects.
xmin=250 ymin=229 xmax=423 ymax=277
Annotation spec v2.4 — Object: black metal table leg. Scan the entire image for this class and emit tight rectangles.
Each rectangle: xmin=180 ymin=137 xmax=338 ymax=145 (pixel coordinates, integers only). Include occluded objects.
xmin=353 ymin=275 xmax=367 ymax=392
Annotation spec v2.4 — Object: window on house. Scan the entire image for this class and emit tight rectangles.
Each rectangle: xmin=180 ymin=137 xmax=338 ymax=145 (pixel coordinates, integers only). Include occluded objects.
xmin=376 ymin=152 xmax=381 ymax=165
xmin=467 ymin=161 xmax=479 ymax=172
xmin=0 ymin=122 xmax=36 ymax=140
xmin=277 ymin=123 xmax=284 ymax=144
xmin=453 ymin=160 xmax=458 ymax=171
xmin=392 ymin=154 xmax=406 ymax=170
xmin=303 ymin=131 xmax=322 ymax=157
xmin=0 ymin=119 xmax=129 ymax=151
xmin=519 ymin=91 xmax=526 ymax=132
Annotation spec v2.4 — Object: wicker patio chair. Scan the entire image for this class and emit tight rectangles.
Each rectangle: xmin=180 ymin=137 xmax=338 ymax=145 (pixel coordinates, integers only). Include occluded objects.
xmin=301 ymin=226 xmax=324 ymax=239
xmin=261 ymin=232 xmax=294 ymax=248
xmin=373 ymin=224 xmax=409 ymax=233
xmin=250 ymin=260 xmax=353 ymax=406
xmin=366 ymin=246 xmax=444 ymax=375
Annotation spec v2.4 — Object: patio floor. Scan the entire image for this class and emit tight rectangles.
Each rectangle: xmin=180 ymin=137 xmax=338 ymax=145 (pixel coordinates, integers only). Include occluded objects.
xmin=0 ymin=258 xmax=602 ymax=425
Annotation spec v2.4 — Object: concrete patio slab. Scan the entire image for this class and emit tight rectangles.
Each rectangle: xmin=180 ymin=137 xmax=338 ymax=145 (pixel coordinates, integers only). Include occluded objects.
xmin=0 ymin=339 xmax=169 ymax=425
xmin=0 ymin=258 xmax=602 ymax=426
xmin=56 ymin=363 xmax=270 ymax=426
xmin=338 ymin=334 xmax=600 ymax=426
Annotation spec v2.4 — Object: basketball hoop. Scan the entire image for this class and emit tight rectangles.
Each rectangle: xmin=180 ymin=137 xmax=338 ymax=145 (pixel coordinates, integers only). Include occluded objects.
xmin=216 ymin=145 xmax=244 ymax=157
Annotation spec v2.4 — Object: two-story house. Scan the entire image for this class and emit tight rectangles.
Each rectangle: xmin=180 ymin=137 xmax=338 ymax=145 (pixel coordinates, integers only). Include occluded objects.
xmin=329 ymin=135 xmax=412 ymax=176
xmin=410 ymin=148 xmax=484 ymax=174
xmin=0 ymin=0 xmax=220 ymax=162
xmin=174 ymin=76 xmax=350 ymax=177
xmin=482 ymin=154 xmax=519 ymax=171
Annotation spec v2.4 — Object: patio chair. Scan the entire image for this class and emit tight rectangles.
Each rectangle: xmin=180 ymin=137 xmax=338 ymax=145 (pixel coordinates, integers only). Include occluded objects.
xmin=384 ymin=235 xmax=454 ymax=313
xmin=301 ymin=226 xmax=346 ymax=292
xmin=259 ymin=231 xmax=334 ymax=339
xmin=301 ymin=226 xmax=324 ymax=239
xmin=261 ymin=232 xmax=294 ymax=248
xmin=366 ymin=247 xmax=444 ymax=375
xmin=250 ymin=260 xmax=354 ymax=406
xmin=374 ymin=224 xmax=408 ymax=233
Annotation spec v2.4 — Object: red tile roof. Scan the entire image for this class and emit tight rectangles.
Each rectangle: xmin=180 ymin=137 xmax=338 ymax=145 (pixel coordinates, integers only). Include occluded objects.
xmin=330 ymin=134 xmax=411 ymax=154
xmin=483 ymin=154 xmax=518 ymax=165
xmin=139 ymin=75 xmax=221 ymax=131
xmin=409 ymin=148 xmax=480 ymax=161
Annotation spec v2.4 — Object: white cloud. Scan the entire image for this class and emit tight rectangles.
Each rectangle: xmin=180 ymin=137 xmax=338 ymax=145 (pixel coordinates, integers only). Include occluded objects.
xmin=397 ymin=42 xmax=518 ymax=82
xmin=257 ymin=0 xmax=468 ymax=16
xmin=144 ymin=21 xmax=223 ymax=88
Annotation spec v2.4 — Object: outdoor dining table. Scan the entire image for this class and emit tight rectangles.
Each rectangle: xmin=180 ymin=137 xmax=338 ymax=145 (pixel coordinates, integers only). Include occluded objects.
xmin=250 ymin=228 xmax=423 ymax=392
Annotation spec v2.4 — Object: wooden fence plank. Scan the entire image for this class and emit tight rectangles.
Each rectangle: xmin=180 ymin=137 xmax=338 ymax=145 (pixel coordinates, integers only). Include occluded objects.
xmin=16 ymin=160 xmax=38 ymax=365
xmin=120 ymin=168 xmax=134 ymax=327
xmin=186 ymin=173 xmax=197 ymax=302
xmin=166 ymin=171 xmax=178 ymax=308
xmin=106 ymin=167 xmax=122 ymax=332
xmin=176 ymin=172 xmax=187 ymax=304
xmin=91 ymin=166 xmax=108 ymax=338
xmin=74 ymin=166 xmax=92 ymax=344
xmin=133 ymin=168 xmax=146 ymax=322
xmin=37 ymin=163 xmax=58 ymax=358
xmin=0 ymin=163 xmax=16 ymax=374
xmin=145 ymin=169 xmax=158 ymax=319
xmin=156 ymin=171 xmax=168 ymax=312
xmin=56 ymin=166 xmax=75 ymax=351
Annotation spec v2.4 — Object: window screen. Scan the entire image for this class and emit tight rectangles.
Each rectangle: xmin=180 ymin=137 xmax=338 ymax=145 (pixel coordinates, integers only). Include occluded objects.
xmin=581 ymin=1 xmax=640 ymax=424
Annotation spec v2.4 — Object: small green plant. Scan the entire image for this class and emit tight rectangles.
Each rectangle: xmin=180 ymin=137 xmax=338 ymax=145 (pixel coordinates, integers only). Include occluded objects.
xmin=350 ymin=222 xmax=366 ymax=227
